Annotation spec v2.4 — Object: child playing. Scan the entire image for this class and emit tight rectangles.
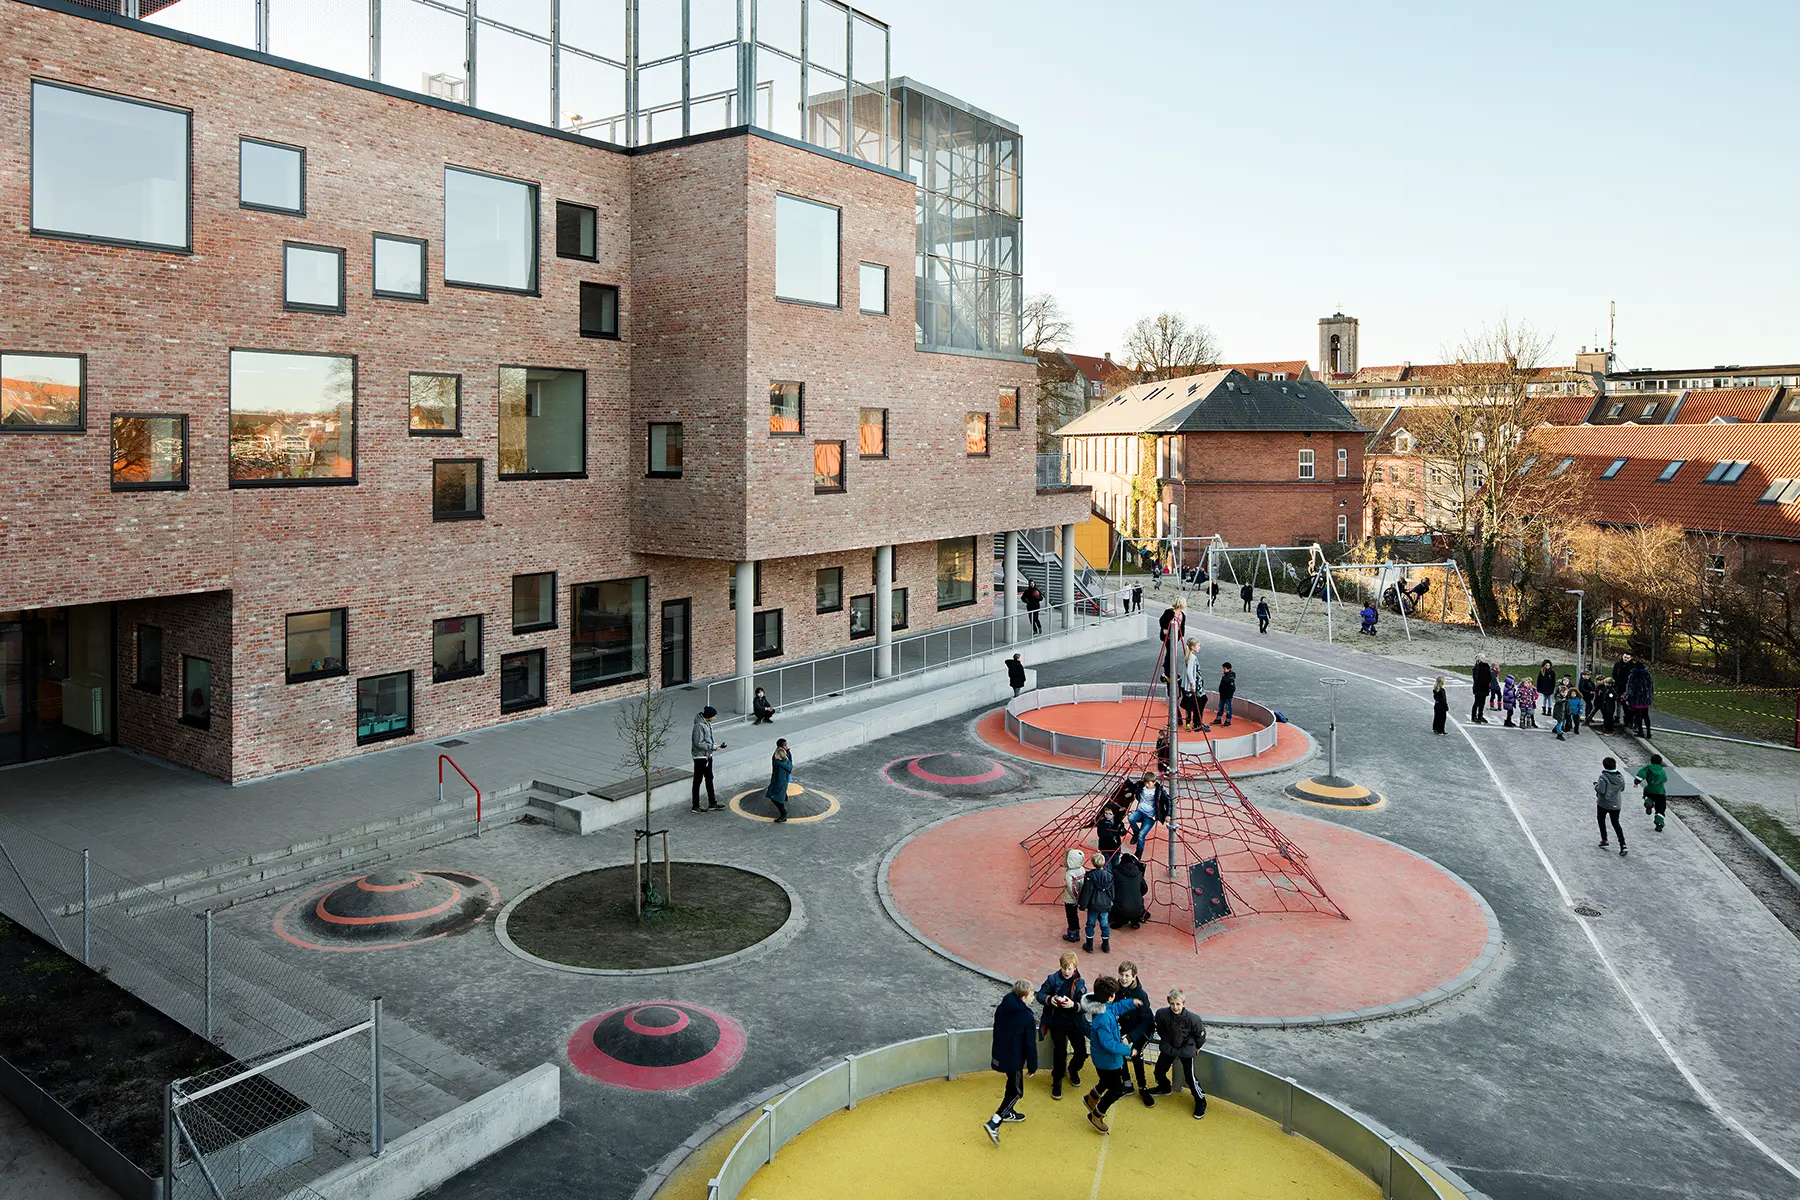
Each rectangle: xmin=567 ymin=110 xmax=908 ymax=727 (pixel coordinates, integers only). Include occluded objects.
xmin=1566 ymin=682 xmax=1585 ymax=736
xmin=1553 ymin=684 xmax=1571 ymax=741
xmin=1518 ymin=679 xmax=1539 ymax=728
xmin=1501 ymin=675 xmax=1517 ymax=727
xmin=1635 ymin=753 xmax=1670 ymax=832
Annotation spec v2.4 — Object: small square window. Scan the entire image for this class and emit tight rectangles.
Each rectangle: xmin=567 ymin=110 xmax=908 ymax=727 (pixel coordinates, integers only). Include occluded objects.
xmin=409 ymin=373 xmax=461 ymax=435
xmin=814 ymin=440 xmax=845 ymax=493
xmin=966 ymin=412 xmax=989 ymax=456
xmin=848 ymin=593 xmax=875 ymax=638
xmin=891 ymin=587 xmax=909 ymax=631
xmin=648 ymin=422 xmax=683 ymax=477
xmin=1 ymin=352 xmax=86 ymax=432
xmin=859 ymin=262 xmax=888 ymax=314
xmin=859 ymin=407 xmax=888 ymax=458
xmin=283 ymin=242 xmax=346 ymax=314
xmin=816 ymin=567 xmax=844 ymax=613
xmin=556 ymin=201 xmax=597 ymax=260
xmin=500 ymin=649 xmax=547 ymax=712
xmin=770 ymin=382 xmax=804 ymax=435
xmin=111 ymin=414 xmax=187 ymax=490
xmin=372 ymin=234 xmax=428 ymax=302
xmin=753 ymin=609 xmax=783 ymax=660
xmin=356 ymin=671 xmax=413 ymax=744
xmin=239 ymin=137 xmax=304 ymax=214
xmin=432 ymin=458 xmax=483 ymax=520
xmin=512 ymin=572 xmax=556 ymax=633
xmin=135 ymin=624 xmax=163 ymax=693
xmin=181 ymin=656 xmax=211 ymax=729
xmin=433 ymin=615 xmax=483 ymax=682
xmin=998 ymin=388 xmax=1019 ymax=430
xmin=286 ymin=608 xmax=347 ymax=683
xmin=580 ymin=282 xmax=620 ymax=338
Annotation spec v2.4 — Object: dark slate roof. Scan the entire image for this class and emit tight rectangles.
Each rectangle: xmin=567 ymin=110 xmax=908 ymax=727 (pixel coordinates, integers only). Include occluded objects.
xmin=1054 ymin=370 xmax=1365 ymax=436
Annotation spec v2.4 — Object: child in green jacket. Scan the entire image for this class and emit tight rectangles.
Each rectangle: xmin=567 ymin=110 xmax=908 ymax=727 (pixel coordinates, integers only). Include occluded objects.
xmin=1635 ymin=754 xmax=1669 ymax=832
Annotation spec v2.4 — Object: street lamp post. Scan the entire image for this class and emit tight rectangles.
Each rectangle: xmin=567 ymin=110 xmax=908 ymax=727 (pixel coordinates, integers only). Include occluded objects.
xmin=1566 ymin=589 xmax=1585 ymax=677
xmin=1320 ymin=676 xmax=1346 ymax=781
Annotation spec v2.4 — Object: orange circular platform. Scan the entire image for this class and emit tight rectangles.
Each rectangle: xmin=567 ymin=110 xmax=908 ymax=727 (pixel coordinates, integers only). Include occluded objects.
xmin=883 ymin=800 xmax=1497 ymax=1025
xmin=975 ymin=705 xmax=1313 ymax=776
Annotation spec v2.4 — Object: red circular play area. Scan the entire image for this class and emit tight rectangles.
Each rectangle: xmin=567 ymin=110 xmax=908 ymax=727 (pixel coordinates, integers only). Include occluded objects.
xmin=976 ymin=691 xmax=1312 ymax=775
xmin=884 ymin=799 xmax=1494 ymax=1023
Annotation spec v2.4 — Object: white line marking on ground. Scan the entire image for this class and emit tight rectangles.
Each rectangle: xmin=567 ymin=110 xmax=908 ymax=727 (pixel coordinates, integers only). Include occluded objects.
xmin=1087 ymin=1130 xmax=1110 ymax=1200
xmin=1194 ymin=621 xmax=1800 ymax=1183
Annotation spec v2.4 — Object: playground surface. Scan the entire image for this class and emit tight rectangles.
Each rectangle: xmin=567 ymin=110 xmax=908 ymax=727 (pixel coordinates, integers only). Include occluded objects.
xmin=974 ymin=703 xmax=1313 ymax=775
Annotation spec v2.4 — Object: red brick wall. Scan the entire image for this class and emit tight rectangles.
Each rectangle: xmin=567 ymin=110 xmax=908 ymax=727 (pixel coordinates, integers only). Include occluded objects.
xmin=1167 ymin=431 xmax=1364 ymax=546
xmin=114 ymin=592 xmax=233 ymax=779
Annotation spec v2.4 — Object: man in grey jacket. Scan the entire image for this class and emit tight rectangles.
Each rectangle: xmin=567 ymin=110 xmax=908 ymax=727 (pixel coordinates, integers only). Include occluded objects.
xmin=691 ymin=706 xmax=726 ymax=812
xmin=1151 ymin=989 xmax=1208 ymax=1118
xmin=1594 ymin=756 xmax=1626 ymax=856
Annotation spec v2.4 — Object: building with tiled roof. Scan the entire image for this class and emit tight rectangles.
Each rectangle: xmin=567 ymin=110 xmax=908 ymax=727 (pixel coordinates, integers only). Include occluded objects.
xmin=1223 ymin=360 xmax=1314 ymax=382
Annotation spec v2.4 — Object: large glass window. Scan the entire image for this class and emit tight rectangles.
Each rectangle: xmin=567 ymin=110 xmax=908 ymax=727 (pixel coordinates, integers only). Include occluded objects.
xmin=965 ymin=412 xmax=988 ymax=457
xmin=555 ymin=201 xmax=597 ymax=260
xmin=135 ymin=624 xmax=163 ymax=694
xmin=753 ymin=609 xmax=784 ymax=659
xmin=409 ymin=373 xmax=461 ymax=435
xmin=2 ymin=352 xmax=85 ymax=431
xmin=373 ymin=234 xmax=428 ymax=302
xmin=512 ymin=572 xmax=556 ymax=632
xmin=239 ymin=138 xmax=304 ymax=214
xmin=891 ymin=587 xmax=909 ymax=631
xmin=433 ymin=615 xmax=483 ymax=682
xmin=181 ymin=657 xmax=211 ymax=729
xmin=814 ymin=441 xmax=845 ymax=493
xmin=111 ymin=414 xmax=188 ymax=490
xmin=858 ymin=407 xmax=887 ymax=458
xmin=648 ymin=422 xmax=683 ymax=477
xmin=859 ymin=263 xmax=888 ymax=314
xmin=580 ymin=282 xmax=620 ymax=338
xmin=230 ymin=351 xmax=356 ymax=485
xmin=432 ymin=459 xmax=483 ymax=520
xmin=500 ymin=649 xmax=546 ymax=712
xmin=286 ymin=609 xmax=347 ymax=683
xmin=775 ymin=194 xmax=839 ymax=306
xmin=770 ymin=382 xmax=804 ymax=435
xmin=571 ymin=577 xmax=648 ymax=691
xmin=356 ymin=671 xmax=412 ymax=744
xmin=998 ymin=388 xmax=1019 ymax=430
xmin=444 ymin=166 xmax=539 ymax=293
xmin=937 ymin=536 xmax=977 ymax=609
xmin=499 ymin=366 xmax=584 ymax=478
xmin=848 ymin=593 xmax=874 ymax=638
xmin=283 ymin=242 xmax=346 ymax=314
xmin=816 ymin=567 xmax=843 ymax=613
xmin=31 ymin=82 xmax=189 ymax=252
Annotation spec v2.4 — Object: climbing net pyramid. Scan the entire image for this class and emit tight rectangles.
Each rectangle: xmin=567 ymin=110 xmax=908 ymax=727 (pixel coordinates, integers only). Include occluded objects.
xmin=1019 ymin=632 xmax=1347 ymax=937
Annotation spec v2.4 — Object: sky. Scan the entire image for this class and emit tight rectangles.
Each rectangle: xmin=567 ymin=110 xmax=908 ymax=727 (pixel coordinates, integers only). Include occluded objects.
xmin=887 ymin=0 xmax=1800 ymax=371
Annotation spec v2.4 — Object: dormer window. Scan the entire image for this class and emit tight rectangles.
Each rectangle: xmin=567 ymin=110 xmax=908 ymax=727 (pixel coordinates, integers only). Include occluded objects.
xmin=1641 ymin=403 xmax=1658 ymax=419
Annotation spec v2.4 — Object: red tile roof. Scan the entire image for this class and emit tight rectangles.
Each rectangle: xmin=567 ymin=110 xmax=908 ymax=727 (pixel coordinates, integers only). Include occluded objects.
xmin=1535 ymin=424 xmax=1800 ymax=541
xmin=1063 ymin=353 xmax=1135 ymax=385
xmin=1541 ymin=395 xmax=1601 ymax=425
xmin=1223 ymin=360 xmax=1308 ymax=380
xmin=1669 ymin=387 xmax=1777 ymax=425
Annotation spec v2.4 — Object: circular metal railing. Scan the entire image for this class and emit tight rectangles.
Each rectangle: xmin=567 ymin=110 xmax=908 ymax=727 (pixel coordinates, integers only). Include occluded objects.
xmin=1003 ymin=684 xmax=1279 ymax=767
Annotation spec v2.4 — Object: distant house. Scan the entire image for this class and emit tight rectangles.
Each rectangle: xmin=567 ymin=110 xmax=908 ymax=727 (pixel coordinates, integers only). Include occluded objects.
xmin=1033 ymin=350 xmax=1140 ymax=451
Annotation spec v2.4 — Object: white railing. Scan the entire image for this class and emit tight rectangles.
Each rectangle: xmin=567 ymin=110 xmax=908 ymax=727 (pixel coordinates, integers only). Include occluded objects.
xmin=706 ymin=1029 xmax=1458 ymax=1200
xmin=1002 ymin=684 xmax=1279 ymax=767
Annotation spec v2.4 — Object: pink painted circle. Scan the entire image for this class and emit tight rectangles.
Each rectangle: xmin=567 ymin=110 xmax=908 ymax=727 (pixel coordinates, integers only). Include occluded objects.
xmin=886 ymin=799 xmax=1491 ymax=1022
xmin=567 ymin=1002 xmax=746 ymax=1091
xmin=273 ymin=869 xmax=499 ymax=953
xmin=880 ymin=752 xmax=1028 ymax=799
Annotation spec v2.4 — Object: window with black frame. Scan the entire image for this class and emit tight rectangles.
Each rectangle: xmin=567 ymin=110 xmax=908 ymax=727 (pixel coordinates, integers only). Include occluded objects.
xmin=135 ymin=624 xmax=163 ymax=693
xmin=498 ymin=366 xmax=584 ymax=478
xmin=283 ymin=242 xmax=346 ymax=314
xmin=181 ymin=657 xmax=211 ymax=729
xmin=500 ymin=648 xmax=547 ymax=712
xmin=444 ymin=166 xmax=538 ymax=293
xmin=580 ymin=283 xmax=620 ymax=339
xmin=2 ymin=353 xmax=86 ymax=432
xmin=753 ymin=609 xmax=783 ymax=659
xmin=965 ymin=412 xmax=988 ymax=456
xmin=816 ymin=567 xmax=843 ymax=613
xmin=648 ymin=422 xmax=683 ymax=477
xmin=937 ymin=536 xmax=977 ymax=609
xmin=373 ymin=234 xmax=427 ymax=302
xmin=286 ymin=609 xmax=347 ymax=682
xmin=432 ymin=616 xmax=483 ymax=682
xmin=229 ymin=350 xmax=355 ymax=485
xmin=998 ymin=388 xmax=1019 ymax=430
xmin=356 ymin=672 xmax=412 ymax=744
xmin=512 ymin=572 xmax=556 ymax=632
xmin=432 ymin=458 xmax=482 ymax=520
xmin=111 ymin=414 xmax=187 ymax=489
xmin=849 ymin=593 xmax=874 ymax=639
xmin=571 ymin=577 xmax=648 ymax=691
xmin=31 ymin=82 xmax=190 ymax=252
xmin=891 ymin=587 xmax=909 ymax=630
xmin=775 ymin=194 xmax=840 ymax=305
xmin=409 ymin=373 xmax=461 ymax=435
xmin=555 ymin=201 xmax=597 ymax=260
xmin=240 ymin=138 xmax=303 ymax=214
xmin=729 ymin=563 xmax=763 ymax=610
xmin=770 ymin=382 xmax=803 ymax=435
xmin=813 ymin=440 xmax=845 ymax=493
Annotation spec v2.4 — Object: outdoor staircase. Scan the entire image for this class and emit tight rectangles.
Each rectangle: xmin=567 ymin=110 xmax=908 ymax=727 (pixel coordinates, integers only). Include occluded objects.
xmin=993 ymin=528 xmax=1113 ymax=614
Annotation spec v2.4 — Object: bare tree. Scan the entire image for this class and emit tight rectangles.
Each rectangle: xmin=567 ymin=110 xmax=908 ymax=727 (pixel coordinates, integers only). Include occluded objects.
xmin=613 ymin=676 xmax=674 ymax=917
xmin=1121 ymin=313 xmax=1221 ymax=381
xmin=1021 ymin=293 xmax=1073 ymax=355
xmin=1034 ymin=354 xmax=1081 ymax=452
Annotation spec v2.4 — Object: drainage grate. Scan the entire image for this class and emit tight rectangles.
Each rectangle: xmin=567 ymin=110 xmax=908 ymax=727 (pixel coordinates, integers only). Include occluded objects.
xmin=437 ymin=739 xmax=468 ymax=748
xmin=1573 ymin=904 xmax=1603 ymax=918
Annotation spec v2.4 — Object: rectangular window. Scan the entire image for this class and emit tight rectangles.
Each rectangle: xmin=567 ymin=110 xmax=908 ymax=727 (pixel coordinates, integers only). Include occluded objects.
xmin=512 ymin=572 xmax=556 ymax=632
xmin=432 ymin=615 xmax=483 ymax=682
xmin=32 ymin=81 xmax=190 ymax=252
xmin=432 ymin=458 xmax=483 ymax=520
xmin=286 ymin=608 xmax=347 ymax=683
xmin=444 ymin=166 xmax=539 ymax=294
xmin=775 ymin=194 xmax=840 ymax=306
xmin=355 ymin=671 xmax=413 ymax=745
xmin=1298 ymin=449 xmax=1315 ymax=479
xmin=891 ymin=587 xmax=909 ymax=631
xmin=1337 ymin=447 xmax=1348 ymax=478
xmin=770 ymin=382 xmax=804 ymax=435
xmin=283 ymin=242 xmax=346 ymax=314
xmin=1642 ymin=403 xmax=1658 ymax=419
xmin=1551 ymin=456 xmax=1574 ymax=475
xmin=937 ymin=536 xmax=977 ymax=609
xmin=555 ymin=201 xmax=597 ymax=260
xmin=1721 ymin=461 xmax=1748 ymax=484
xmin=753 ymin=609 xmax=784 ymax=660
xmin=1337 ymin=514 xmax=1348 ymax=543
xmin=816 ymin=567 xmax=843 ymax=613
xmin=814 ymin=440 xmax=846 ymax=493
xmin=372 ymin=234 xmax=428 ymax=302
xmin=998 ymin=388 xmax=1020 ymax=430
xmin=239 ymin=137 xmax=304 ymax=214
xmin=966 ymin=412 xmax=989 ymax=457
xmin=571 ymin=576 xmax=649 ymax=690
xmin=409 ymin=373 xmax=461 ymax=435
xmin=111 ymin=414 xmax=187 ymax=490
xmin=229 ymin=350 xmax=356 ymax=485
xmin=1600 ymin=457 xmax=1628 ymax=479
xmin=859 ymin=262 xmax=888 ymax=314
xmin=181 ymin=656 xmax=211 ymax=728
xmin=858 ymin=407 xmax=888 ymax=457
xmin=500 ymin=649 xmax=547 ymax=712
xmin=2 ymin=352 xmax=86 ymax=432
xmin=580 ymin=282 xmax=620 ymax=338
xmin=648 ymin=422 xmax=683 ymax=477
xmin=498 ymin=366 xmax=585 ymax=478
xmin=1607 ymin=404 xmax=1624 ymax=418
xmin=134 ymin=624 xmax=163 ymax=693
xmin=848 ymin=593 xmax=874 ymax=638
xmin=1657 ymin=460 xmax=1684 ymax=482
xmin=728 ymin=563 xmax=763 ymax=610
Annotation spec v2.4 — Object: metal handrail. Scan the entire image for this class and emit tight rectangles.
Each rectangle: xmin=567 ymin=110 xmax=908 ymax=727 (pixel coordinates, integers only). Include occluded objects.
xmin=438 ymin=754 xmax=482 ymax=836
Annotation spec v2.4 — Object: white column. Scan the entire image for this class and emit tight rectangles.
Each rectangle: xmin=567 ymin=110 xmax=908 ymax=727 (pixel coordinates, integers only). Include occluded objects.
xmin=1060 ymin=523 xmax=1076 ymax=627
xmin=735 ymin=561 xmax=755 ymax=713
xmin=875 ymin=545 xmax=894 ymax=678
xmin=1002 ymin=531 xmax=1020 ymax=644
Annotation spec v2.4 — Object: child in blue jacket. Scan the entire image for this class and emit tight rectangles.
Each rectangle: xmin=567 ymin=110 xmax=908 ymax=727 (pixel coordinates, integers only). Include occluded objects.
xmin=1079 ymin=975 xmax=1140 ymax=1134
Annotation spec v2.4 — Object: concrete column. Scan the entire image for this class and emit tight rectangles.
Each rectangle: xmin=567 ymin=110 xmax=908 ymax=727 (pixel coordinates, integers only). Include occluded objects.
xmin=1002 ymin=531 xmax=1020 ymax=644
xmin=735 ymin=561 xmax=755 ymax=713
xmin=874 ymin=545 xmax=894 ymax=678
xmin=1060 ymin=523 xmax=1076 ymax=627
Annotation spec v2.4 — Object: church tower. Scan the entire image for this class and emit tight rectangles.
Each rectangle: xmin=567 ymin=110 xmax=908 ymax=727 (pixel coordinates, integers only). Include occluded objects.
xmin=1319 ymin=312 xmax=1359 ymax=378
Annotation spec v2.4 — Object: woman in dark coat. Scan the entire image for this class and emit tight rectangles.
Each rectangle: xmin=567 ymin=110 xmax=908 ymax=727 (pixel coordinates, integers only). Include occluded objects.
xmin=1431 ymin=677 xmax=1449 ymax=734
xmin=1111 ymin=851 xmax=1149 ymax=929
xmin=1536 ymin=660 xmax=1558 ymax=715
xmin=982 ymin=980 xmax=1040 ymax=1143
xmin=1624 ymin=662 xmax=1655 ymax=738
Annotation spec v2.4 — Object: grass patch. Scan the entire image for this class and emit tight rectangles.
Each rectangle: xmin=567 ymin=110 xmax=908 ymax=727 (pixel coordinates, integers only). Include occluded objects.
xmin=1720 ymin=802 xmax=1800 ymax=876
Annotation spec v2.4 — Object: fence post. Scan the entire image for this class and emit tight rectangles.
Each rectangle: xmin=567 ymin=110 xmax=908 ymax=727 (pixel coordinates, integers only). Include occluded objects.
xmin=203 ymin=910 xmax=214 ymax=1042
xmin=844 ymin=1053 xmax=856 ymax=1109
xmin=371 ymin=997 xmax=385 ymax=1155
xmin=763 ymin=1103 xmax=777 ymax=1163
xmin=1282 ymin=1077 xmax=1295 ymax=1134
xmin=162 ymin=1081 xmax=174 ymax=1188
xmin=81 ymin=849 xmax=90 ymax=967
xmin=1383 ymin=1142 xmax=1396 ymax=1199
xmin=945 ymin=1029 xmax=956 ymax=1080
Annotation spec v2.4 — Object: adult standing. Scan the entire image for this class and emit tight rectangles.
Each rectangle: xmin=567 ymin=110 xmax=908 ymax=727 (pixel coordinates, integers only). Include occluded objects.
xmin=1536 ymin=660 xmax=1558 ymax=716
xmin=1152 ymin=990 xmax=1208 ymax=1118
xmin=1625 ymin=661 xmax=1656 ymax=738
xmin=1021 ymin=583 xmax=1044 ymax=635
xmin=1431 ymin=677 xmax=1449 ymax=735
xmin=765 ymin=738 xmax=793 ymax=823
xmin=1131 ymin=582 xmax=1143 ymax=614
xmin=1255 ymin=597 xmax=1271 ymax=634
xmin=1034 ymin=950 xmax=1087 ymax=1100
xmin=1610 ymin=652 xmax=1634 ymax=703
xmin=982 ymin=980 xmax=1039 ymax=1144
xmin=1470 ymin=657 xmax=1494 ymax=724
xmin=1240 ymin=581 xmax=1254 ymax=613
xmin=690 ymin=706 xmax=726 ymax=812
xmin=1005 ymin=653 xmax=1027 ymax=698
